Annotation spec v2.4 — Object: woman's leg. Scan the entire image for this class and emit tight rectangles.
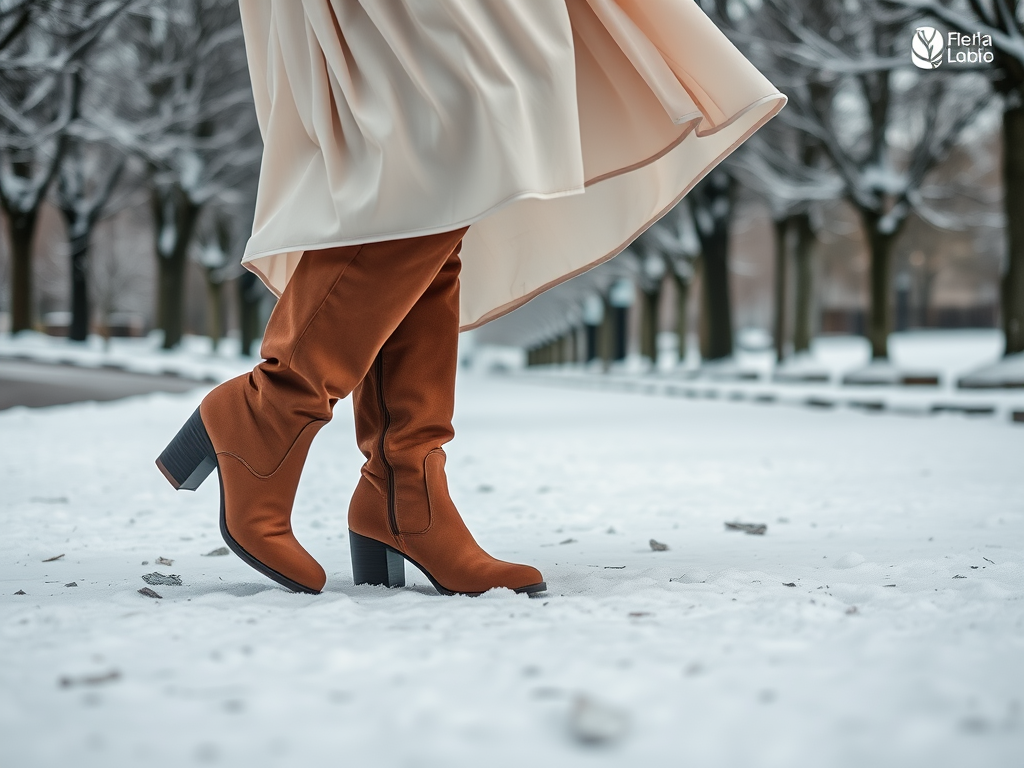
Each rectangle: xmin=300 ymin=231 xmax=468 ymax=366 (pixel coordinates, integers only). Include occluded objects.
xmin=156 ymin=229 xmax=467 ymax=593
xmin=347 ymin=244 xmax=546 ymax=595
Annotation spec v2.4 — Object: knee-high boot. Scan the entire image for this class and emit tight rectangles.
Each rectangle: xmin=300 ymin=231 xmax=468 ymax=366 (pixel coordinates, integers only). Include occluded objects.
xmin=347 ymin=247 xmax=546 ymax=595
xmin=155 ymin=229 xmax=467 ymax=594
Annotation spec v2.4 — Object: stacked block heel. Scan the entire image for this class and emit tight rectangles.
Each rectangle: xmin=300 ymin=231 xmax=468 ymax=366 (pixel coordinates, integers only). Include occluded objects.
xmin=155 ymin=407 xmax=217 ymax=491
xmin=350 ymin=530 xmax=406 ymax=588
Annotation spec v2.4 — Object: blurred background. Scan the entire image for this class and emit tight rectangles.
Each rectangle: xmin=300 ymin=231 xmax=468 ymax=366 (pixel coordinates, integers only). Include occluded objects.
xmin=0 ymin=0 xmax=1022 ymax=400
xmin=3 ymin=4 xmax=1023 ymax=765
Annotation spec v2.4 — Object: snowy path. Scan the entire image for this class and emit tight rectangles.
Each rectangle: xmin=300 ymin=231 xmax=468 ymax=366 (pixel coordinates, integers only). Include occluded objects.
xmin=1 ymin=373 xmax=1022 ymax=767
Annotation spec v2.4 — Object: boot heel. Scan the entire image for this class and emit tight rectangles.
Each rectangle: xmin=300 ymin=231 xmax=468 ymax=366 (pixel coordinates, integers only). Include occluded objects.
xmin=350 ymin=530 xmax=405 ymax=587
xmin=155 ymin=407 xmax=217 ymax=491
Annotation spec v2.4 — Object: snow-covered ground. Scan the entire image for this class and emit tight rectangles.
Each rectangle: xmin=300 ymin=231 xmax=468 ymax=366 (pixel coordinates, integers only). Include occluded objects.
xmin=524 ymin=330 xmax=1024 ymax=422
xmin=0 ymin=331 xmax=254 ymax=382
xmin=2 ymin=370 xmax=1023 ymax=767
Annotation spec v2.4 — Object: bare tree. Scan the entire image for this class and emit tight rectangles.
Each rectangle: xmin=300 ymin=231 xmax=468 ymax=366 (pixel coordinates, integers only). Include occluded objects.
xmin=633 ymin=200 xmax=701 ymax=366
xmin=688 ymin=169 xmax=738 ymax=361
xmin=55 ymin=142 xmax=126 ymax=341
xmin=883 ymin=0 xmax=1024 ymax=354
xmin=731 ymin=121 xmax=842 ymax=361
xmin=725 ymin=0 xmax=846 ymax=363
xmin=194 ymin=205 xmax=250 ymax=351
xmin=0 ymin=0 xmax=128 ymax=333
xmin=758 ymin=0 xmax=994 ymax=359
xmin=114 ymin=0 xmax=260 ymax=349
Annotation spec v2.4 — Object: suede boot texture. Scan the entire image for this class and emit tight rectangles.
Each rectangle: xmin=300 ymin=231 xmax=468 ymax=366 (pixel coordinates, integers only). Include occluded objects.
xmin=347 ymin=247 xmax=545 ymax=595
xmin=160 ymin=229 xmax=473 ymax=593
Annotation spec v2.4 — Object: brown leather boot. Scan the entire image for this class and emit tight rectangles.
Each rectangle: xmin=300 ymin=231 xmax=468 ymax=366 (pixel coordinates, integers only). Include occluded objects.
xmin=347 ymin=247 xmax=546 ymax=596
xmin=155 ymin=229 xmax=468 ymax=594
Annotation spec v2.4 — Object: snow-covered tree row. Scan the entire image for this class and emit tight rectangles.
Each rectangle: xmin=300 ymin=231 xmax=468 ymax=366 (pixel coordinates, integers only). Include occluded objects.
xmin=0 ymin=0 xmax=264 ymax=350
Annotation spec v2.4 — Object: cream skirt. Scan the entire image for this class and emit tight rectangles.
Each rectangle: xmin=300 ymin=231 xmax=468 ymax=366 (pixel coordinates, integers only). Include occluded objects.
xmin=238 ymin=0 xmax=786 ymax=330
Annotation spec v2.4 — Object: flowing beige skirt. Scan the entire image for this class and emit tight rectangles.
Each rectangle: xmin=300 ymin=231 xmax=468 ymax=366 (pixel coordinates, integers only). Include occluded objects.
xmin=238 ymin=0 xmax=785 ymax=330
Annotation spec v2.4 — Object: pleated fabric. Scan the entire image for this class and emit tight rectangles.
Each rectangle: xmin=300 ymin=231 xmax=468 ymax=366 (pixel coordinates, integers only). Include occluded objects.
xmin=238 ymin=0 xmax=786 ymax=330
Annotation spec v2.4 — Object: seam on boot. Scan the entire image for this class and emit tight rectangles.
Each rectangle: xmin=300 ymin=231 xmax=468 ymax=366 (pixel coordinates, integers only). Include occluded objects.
xmin=411 ymin=448 xmax=449 ymax=537
xmin=216 ymin=419 xmax=328 ymax=479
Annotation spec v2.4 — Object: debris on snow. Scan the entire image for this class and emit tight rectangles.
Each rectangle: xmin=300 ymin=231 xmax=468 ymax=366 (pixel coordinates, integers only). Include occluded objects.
xmin=202 ymin=547 xmax=229 ymax=557
xmin=649 ymin=539 xmax=669 ymax=551
xmin=64 ymin=582 xmax=77 ymax=588
xmin=142 ymin=573 xmax=182 ymax=586
xmin=559 ymin=538 xmax=577 ymax=545
xmin=671 ymin=570 xmax=709 ymax=584
xmin=156 ymin=557 xmax=174 ymax=566
xmin=568 ymin=694 xmax=630 ymax=746
xmin=953 ymin=575 xmax=967 ymax=579
xmin=14 ymin=590 xmax=26 ymax=595
xmin=41 ymin=554 xmax=65 ymax=562
xmin=725 ymin=522 xmax=767 ymax=535
xmin=137 ymin=587 xmax=162 ymax=599
xmin=782 ymin=582 xmax=797 ymax=587
xmin=59 ymin=670 xmax=120 ymax=688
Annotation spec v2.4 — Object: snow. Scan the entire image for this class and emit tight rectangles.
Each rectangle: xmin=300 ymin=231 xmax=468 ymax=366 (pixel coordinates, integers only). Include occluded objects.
xmin=0 ymin=331 xmax=254 ymax=382
xmin=959 ymin=352 xmax=1024 ymax=389
xmin=2 ymin=365 xmax=1023 ymax=767
xmin=531 ymin=330 xmax=1023 ymax=420
xmin=686 ymin=329 xmax=1007 ymax=387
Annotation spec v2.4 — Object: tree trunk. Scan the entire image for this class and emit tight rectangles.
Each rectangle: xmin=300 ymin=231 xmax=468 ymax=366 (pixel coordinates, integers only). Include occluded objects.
xmin=68 ymin=229 xmax=90 ymax=342
xmin=613 ymin=306 xmax=628 ymax=361
xmin=599 ymin=293 xmax=615 ymax=369
xmin=861 ymin=209 xmax=897 ymax=359
xmin=8 ymin=210 xmax=37 ymax=333
xmin=772 ymin=217 xmax=789 ymax=363
xmin=697 ymin=257 xmax=710 ymax=360
xmin=672 ymin=273 xmax=690 ymax=366
xmin=152 ymin=185 xmax=201 ymax=350
xmin=206 ymin=274 xmax=224 ymax=352
xmin=1003 ymin=102 xmax=1024 ymax=356
xmin=692 ymin=172 xmax=735 ymax=362
xmin=792 ymin=212 xmax=816 ymax=354
xmin=584 ymin=322 xmax=598 ymax=363
xmin=702 ymin=233 xmax=734 ymax=361
xmin=238 ymin=270 xmax=263 ymax=357
xmin=158 ymin=255 xmax=188 ymax=350
xmin=639 ymin=285 xmax=660 ymax=364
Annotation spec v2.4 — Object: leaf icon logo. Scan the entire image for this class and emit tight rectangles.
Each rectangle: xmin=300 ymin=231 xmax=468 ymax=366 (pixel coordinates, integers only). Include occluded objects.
xmin=911 ymin=26 xmax=943 ymax=69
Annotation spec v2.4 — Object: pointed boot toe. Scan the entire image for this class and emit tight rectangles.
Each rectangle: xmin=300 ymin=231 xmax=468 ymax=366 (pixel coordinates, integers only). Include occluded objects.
xmin=155 ymin=391 xmax=328 ymax=595
xmin=493 ymin=561 xmax=546 ymax=595
xmin=216 ymin=451 xmax=328 ymax=594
